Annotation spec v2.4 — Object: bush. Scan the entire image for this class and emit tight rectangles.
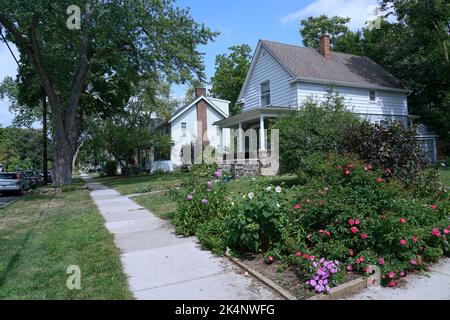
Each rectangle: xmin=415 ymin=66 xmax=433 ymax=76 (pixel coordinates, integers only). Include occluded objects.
xmin=104 ymin=161 xmax=117 ymax=177
xmin=272 ymin=89 xmax=359 ymax=174
xmin=288 ymin=154 xmax=450 ymax=286
xmin=343 ymin=120 xmax=428 ymax=184
xmin=173 ymin=167 xmax=229 ymax=236
xmin=225 ymin=186 xmax=290 ymax=253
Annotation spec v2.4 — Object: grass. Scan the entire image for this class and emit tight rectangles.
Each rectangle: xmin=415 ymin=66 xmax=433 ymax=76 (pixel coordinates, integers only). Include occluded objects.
xmin=93 ymin=172 xmax=186 ymax=195
xmin=0 ymin=185 xmax=133 ymax=300
xmin=134 ymin=191 xmax=177 ymax=220
xmin=439 ymin=167 xmax=450 ymax=186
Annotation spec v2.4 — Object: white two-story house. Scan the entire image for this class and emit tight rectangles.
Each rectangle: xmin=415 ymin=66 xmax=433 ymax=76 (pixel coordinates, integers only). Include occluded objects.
xmin=215 ymin=34 xmax=438 ymax=165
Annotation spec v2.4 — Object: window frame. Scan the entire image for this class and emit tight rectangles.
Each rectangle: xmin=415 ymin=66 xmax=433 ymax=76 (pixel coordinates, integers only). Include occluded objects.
xmin=369 ymin=90 xmax=377 ymax=102
xmin=260 ymin=80 xmax=271 ymax=107
xmin=181 ymin=122 xmax=187 ymax=137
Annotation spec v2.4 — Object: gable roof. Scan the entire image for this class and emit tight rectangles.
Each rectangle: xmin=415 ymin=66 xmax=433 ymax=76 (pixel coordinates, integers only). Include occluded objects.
xmin=239 ymin=40 xmax=407 ymax=101
xmin=170 ymin=95 xmax=228 ymax=123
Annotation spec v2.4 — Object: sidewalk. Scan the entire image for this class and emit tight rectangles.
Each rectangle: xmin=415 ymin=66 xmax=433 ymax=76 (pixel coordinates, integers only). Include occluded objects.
xmin=82 ymin=174 xmax=280 ymax=300
xmin=348 ymin=258 xmax=450 ymax=300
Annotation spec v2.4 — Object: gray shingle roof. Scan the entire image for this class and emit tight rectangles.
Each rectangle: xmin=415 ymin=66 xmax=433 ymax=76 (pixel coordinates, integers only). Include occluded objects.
xmin=260 ymin=40 xmax=406 ymax=90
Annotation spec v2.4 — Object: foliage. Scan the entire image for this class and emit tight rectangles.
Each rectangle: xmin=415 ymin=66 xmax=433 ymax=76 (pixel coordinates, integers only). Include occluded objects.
xmin=210 ymin=44 xmax=253 ymax=115
xmin=0 ymin=0 xmax=218 ymax=184
xmin=272 ymin=90 xmax=359 ymax=174
xmin=288 ymin=154 xmax=449 ymax=287
xmin=225 ymin=186 xmax=290 ymax=253
xmin=103 ymin=161 xmax=118 ymax=177
xmin=300 ymin=15 xmax=351 ymax=49
xmin=0 ymin=127 xmax=51 ymax=171
xmin=173 ymin=168 xmax=229 ymax=237
xmin=343 ymin=120 xmax=428 ymax=184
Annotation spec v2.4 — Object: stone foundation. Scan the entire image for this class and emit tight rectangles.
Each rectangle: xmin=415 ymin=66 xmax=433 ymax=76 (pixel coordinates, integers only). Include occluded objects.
xmin=220 ymin=159 xmax=261 ymax=179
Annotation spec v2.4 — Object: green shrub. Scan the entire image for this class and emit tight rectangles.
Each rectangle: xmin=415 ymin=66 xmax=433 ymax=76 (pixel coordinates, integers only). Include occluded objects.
xmin=104 ymin=161 xmax=117 ymax=177
xmin=272 ymin=89 xmax=359 ymax=174
xmin=196 ymin=218 xmax=228 ymax=255
xmin=173 ymin=168 xmax=229 ymax=236
xmin=343 ymin=120 xmax=428 ymax=185
xmin=225 ymin=185 xmax=290 ymax=253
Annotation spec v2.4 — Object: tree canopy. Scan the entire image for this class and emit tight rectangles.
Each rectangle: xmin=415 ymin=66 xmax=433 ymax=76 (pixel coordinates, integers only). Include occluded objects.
xmin=210 ymin=44 xmax=252 ymax=116
xmin=0 ymin=0 xmax=218 ymax=184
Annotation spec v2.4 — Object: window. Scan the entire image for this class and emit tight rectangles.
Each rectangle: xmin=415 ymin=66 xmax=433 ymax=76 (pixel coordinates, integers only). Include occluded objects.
xmin=181 ymin=122 xmax=187 ymax=137
xmin=369 ymin=90 xmax=376 ymax=102
xmin=260 ymin=81 xmax=271 ymax=107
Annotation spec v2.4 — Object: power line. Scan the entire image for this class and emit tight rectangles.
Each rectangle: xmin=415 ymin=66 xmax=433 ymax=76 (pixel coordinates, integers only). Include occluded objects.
xmin=0 ymin=28 xmax=20 ymax=67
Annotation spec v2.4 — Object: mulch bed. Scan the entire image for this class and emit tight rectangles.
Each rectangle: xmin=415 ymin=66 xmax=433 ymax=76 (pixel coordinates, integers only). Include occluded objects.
xmin=238 ymin=253 xmax=360 ymax=300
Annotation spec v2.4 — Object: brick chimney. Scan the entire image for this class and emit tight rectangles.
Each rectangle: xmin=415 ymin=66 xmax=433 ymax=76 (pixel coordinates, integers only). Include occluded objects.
xmin=319 ymin=33 xmax=331 ymax=58
xmin=195 ymin=88 xmax=209 ymax=147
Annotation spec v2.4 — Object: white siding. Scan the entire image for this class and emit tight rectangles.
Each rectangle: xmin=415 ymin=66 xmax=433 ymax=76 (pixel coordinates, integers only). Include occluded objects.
xmin=171 ymin=106 xmax=197 ymax=166
xmin=241 ymin=47 xmax=297 ymax=111
xmin=170 ymin=103 xmax=229 ymax=166
xmin=297 ymin=82 xmax=409 ymax=125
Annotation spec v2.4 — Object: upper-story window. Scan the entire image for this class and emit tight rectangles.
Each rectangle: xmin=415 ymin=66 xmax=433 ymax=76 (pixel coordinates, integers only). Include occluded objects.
xmin=181 ymin=122 xmax=187 ymax=137
xmin=260 ymin=81 xmax=271 ymax=107
xmin=369 ymin=90 xmax=377 ymax=102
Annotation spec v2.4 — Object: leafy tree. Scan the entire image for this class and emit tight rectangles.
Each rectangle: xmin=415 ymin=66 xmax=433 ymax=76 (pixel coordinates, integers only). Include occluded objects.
xmin=300 ymin=15 xmax=351 ymax=48
xmin=210 ymin=44 xmax=252 ymax=115
xmin=0 ymin=0 xmax=218 ymax=185
xmin=183 ymin=79 xmax=206 ymax=105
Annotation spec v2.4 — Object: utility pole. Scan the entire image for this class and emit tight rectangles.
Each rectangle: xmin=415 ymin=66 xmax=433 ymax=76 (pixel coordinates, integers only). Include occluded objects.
xmin=42 ymin=94 xmax=48 ymax=186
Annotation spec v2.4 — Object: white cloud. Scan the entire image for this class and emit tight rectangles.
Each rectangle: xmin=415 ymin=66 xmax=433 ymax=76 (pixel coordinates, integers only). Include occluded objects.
xmin=281 ymin=0 xmax=382 ymax=30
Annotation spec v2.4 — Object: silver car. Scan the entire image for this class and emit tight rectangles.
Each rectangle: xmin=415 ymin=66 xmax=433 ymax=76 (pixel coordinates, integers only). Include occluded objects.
xmin=0 ymin=172 xmax=26 ymax=196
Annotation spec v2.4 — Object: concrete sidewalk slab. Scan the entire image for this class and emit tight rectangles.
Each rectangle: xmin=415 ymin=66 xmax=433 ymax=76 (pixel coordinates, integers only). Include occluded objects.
xmin=82 ymin=174 xmax=280 ymax=300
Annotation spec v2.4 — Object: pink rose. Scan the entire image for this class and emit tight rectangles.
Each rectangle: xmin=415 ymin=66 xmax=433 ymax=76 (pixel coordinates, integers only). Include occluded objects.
xmin=432 ymin=228 xmax=441 ymax=237
xmin=444 ymin=229 xmax=449 ymax=235
xmin=388 ymin=272 xmax=395 ymax=279
xmin=388 ymin=281 xmax=396 ymax=287
xmin=349 ymin=218 xmax=355 ymax=226
xmin=351 ymin=227 xmax=359 ymax=234
xmin=361 ymin=233 xmax=368 ymax=239
xmin=400 ymin=239 xmax=407 ymax=246
xmin=378 ymin=258 xmax=385 ymax=265
xmin=412 ymin=236 xmax=418 ymax=243
xmin=346 ymin=265 xmax=353 ymax=271
xmin=400 ymin=218 xmax=406 ymax=224
xmin=431 ymin=204 xmax=437 ymax=210
xmin=355 ymin=219 xmax=360 ymax=225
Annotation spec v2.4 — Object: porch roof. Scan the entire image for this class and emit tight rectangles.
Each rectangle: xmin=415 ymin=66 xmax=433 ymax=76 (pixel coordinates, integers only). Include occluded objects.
xmin=214 ymin=106 xmax=294 ymax=128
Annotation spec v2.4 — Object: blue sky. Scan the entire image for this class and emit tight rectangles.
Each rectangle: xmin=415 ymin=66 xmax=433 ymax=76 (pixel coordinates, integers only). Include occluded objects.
xmin=0 ymin=0 xmax=380 ymax=127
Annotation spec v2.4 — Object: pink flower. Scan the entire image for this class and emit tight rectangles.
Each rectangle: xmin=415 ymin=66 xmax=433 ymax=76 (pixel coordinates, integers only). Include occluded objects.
xmin=377 ymin=178 xmax=384 ymax=183
xmin=400 ymin=239 xmax=407 ymax=246
xmin=378 ymin=258 xmax=385 ymax=265
xmin=388 ymin=272 xmax=395 ymax=279
xmin=293 ymin=204 xmax=301 ymax=209
xmin=432 ymin=228 xmax=441 ymax=237
xmin=351 ymin=227 xmax=359 ymax=234
xmin=319 ymin=229 xmax=324 ymax=234
xmin=186 ymin=194 xmax=193 ymax=201
xmin=347 ymin=265 xmax=353 ymax=271
xmin=412 ymin=236 xmax=418 ymax=243
xmin=295 ymin=252 xmax=302 ymax=257
xmin=345 ymin=170 xmax=351 ymax=175
xmin=388 ymin=281 xmax=396 ymax=287
xmin=361 ymin=233 xmax=368 ymax=239
xmin=310 ymin=256 xmax=316 ymax=261
xmin=364 ymin=164 xmax=373 ymax=172
xmin=355 ymin=219 xmax=360 ymax=225
xmin=385 ymin=168 xmax=392 ymax=174
xmin=410 ymin=259 xmax=417 ymax=266
xmin=349 ymin=218 xmax=355 ymax=226
xmin=444 ymin=229 xmax=449 ymax=235
xmin=400 ymin=271 xmax=406 ymax=277
xmin=347 ymin=164 xmax=353 ymax=169
xmin=325 ymin=231 xmax=331 ymax=237
xmin=431 ymin=204 xmax=437 ymax=210
xmin=267 ymin=256 xmax=274 ymax=263
xmin=400 ymin=218 xmax=406 ymax=224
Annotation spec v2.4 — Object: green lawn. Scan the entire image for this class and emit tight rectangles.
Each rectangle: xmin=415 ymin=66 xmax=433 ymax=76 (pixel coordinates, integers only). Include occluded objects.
xmin=93 ymin=172 xmax=186 ymax=195
xmin=439 ymin=167 xmax=450 ymax=186
xmin=0 ymin=185 xmax=133 ymax=300
xmin=134 ymin=191 xmax=177 ymax=220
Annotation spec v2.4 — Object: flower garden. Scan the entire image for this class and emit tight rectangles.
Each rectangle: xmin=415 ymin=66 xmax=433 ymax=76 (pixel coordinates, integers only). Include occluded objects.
xmin=165 ymin=98 xmax=450 ymax=298
xmin=170 ymin=156 xmax=449 ymax=296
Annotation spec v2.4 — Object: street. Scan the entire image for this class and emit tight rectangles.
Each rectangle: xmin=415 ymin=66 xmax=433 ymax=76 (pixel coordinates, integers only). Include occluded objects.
xmin=0 ymin=195 xmax=17 ymax=209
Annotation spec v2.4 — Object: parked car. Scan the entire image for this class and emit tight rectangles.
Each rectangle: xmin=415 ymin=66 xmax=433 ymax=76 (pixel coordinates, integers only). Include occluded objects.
xmin=0 ymin=172 xmax=27 ymax=196
xmin=15 ymin=171 xmax=32 ymax=191
xmin=23 ymin=170 xmax=40 ymax=189
xmin=38 ymin=170 xmax=52 ymax=184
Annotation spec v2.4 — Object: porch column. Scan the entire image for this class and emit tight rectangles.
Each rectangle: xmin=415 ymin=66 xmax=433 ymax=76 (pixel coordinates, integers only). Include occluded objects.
xmin=238 ymin=122 xmax=244 ymax=153
xmin=259 ymin=115 xmax=266 ymax=151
